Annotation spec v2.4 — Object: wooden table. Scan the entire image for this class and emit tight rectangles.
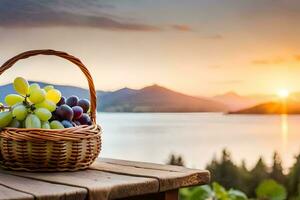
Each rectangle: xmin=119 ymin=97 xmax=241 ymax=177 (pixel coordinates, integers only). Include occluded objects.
xmin=0 ymin=158 xmax=210 ymax=200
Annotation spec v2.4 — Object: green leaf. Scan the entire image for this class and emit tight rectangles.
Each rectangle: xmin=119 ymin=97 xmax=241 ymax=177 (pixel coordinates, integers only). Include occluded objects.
xmin=213 ymin=182 xmax=229 ymax=200
xmin=228 ymin=189 xmax=248 ymax=200
xmin=189 ymin=185 xmax=213 ymax=200
xmin=256 ymin=179 xmax=287 ymax=200
xmin=180 ymin=188 xmax=193 ymax=199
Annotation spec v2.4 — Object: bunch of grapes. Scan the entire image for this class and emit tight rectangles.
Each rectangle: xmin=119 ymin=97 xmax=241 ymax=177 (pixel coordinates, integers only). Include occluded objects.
xmin=0 ymin=77 xmax=91 ymax=129
xmin=52 ymin=96 xmax=91 ymax=128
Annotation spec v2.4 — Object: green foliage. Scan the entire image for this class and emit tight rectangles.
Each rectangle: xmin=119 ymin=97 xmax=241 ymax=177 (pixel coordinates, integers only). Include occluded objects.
xmin=248 ymin=157 xmax=269 ymax=197
xmin=256 ymin=179 xmax=287 ymax=200
xmin=206 ymin=150 xmax=243 ymax=191
xmin=171 ymin=149 xmax=300 ymax=199
xmin=270 ymin=153 xmax=286 ymax=185
xmin=168 ymin=154 xmax=184 ymax=166
xmin=180 ymin=182 xmax=248 ymax=200
xmin=287 ymin=154 xmax=300 ymax=199
xmin=228 ymin=189 xmax=249 ymax=200
xmin=213 ymin=182 xmax=229 ymax=200
xmin=180 ymin=185 xmax=213 ymax=200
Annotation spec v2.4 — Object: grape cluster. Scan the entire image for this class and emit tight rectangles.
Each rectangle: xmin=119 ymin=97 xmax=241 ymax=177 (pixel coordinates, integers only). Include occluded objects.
xmin=52 ymin=96 xmax=92 ymax=128
xmin=0 ymin=77 xmax=91 ymax=129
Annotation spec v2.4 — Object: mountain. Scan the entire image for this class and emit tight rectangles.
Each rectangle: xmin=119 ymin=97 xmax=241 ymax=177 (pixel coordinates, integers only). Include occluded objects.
xmin=213 ymin=91 xmax=259 ymax=111
xmin=231 ymin=100 xmax=300 ymax=114
xmin=98 ymin=84 xmax=228 ymax=112
xmin=0 ymin=82 xmax=228 ymax=112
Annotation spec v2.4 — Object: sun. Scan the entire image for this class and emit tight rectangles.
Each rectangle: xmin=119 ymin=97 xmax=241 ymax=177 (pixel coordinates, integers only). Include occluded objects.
xmin=277 ymin=89 xmax=290 ymax=98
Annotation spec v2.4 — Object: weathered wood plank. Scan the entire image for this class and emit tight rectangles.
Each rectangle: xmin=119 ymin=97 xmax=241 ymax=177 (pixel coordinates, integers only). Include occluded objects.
xmin=99 ymin=158 xmax=202 ymax=173
xmin=4 ymin=169 xmax=159 ymax=200
xmin=90 ymin=158 xmax=210 ymax=192
xmin=0 ymin=185 xmax=33 ymax=200
xmin=0 ymin=171 xmax=87 ymax=200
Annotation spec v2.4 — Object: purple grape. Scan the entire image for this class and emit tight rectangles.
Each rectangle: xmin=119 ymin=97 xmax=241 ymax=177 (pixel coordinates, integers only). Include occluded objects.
xmin=78 ymin=113 xmax=91 ymax=125
xmin=51 ymin=110 xmax=60 ymax=121
xmin=66 ymin=96 xmax=79 ymax=107
xmin=78 ymin=99 xmax=90 ymax=113
xmin=61 ymin=120 xmax=74 ymax=128
xmin=56 ymin=104 xmax=74 ymax=121
xmin=57 ymin=96 xmax=66 ymax=106
xmin=72 ymin=106 xmax=83 ymax=120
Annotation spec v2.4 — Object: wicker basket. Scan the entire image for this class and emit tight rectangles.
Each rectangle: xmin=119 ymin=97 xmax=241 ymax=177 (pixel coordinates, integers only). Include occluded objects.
xmin=0 ymin=49 xmax=101 ymax=171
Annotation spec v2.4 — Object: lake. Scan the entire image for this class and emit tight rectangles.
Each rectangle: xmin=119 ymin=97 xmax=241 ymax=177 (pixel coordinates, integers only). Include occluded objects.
xmin=97 ymin=112 xmax=300 ymax=170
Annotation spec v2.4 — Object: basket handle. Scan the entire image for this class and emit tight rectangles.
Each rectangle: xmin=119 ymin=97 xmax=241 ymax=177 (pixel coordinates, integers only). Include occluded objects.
xmin=0 ymin=49 xmax=97 ymax=123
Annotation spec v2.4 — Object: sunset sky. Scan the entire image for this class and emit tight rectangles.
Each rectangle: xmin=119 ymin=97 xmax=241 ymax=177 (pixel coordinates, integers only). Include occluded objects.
xmin=1 ymin=0 xmax=300 ymax=96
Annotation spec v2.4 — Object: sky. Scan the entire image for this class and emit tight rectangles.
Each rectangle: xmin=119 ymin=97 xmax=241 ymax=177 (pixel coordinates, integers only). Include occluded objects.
xmin=1 ymin=0 xmax=300 ymax=96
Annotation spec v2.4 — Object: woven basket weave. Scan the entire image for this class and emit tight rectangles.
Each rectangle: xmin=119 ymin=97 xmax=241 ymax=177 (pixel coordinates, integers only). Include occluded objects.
xmin=0 ymin=49 xmax=101 ymax=171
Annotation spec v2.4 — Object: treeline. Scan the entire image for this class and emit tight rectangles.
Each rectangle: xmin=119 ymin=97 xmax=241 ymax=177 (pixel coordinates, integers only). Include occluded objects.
xmin=168 ymin=149 xmax=300 ymax=199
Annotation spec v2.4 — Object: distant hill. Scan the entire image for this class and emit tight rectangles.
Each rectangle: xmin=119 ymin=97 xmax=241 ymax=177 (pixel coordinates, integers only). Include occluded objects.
xmin=0 ymin=82 xmax=228 ymax=112
xmin=213 ymin=91 xmax=260 ymax=111
xmin=98 ymin=84 xmax=228 ymax=112
xmin=231 ymin=100 xmax=300 ymax=114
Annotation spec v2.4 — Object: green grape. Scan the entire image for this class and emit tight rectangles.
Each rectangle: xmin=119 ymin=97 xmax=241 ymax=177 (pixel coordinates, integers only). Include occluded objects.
xmin=29 ymin=83 xmax=40 ymax=91
xmin=29 ymin=88 xmax=46 ymax=104
xmin=5 ymin=94 xmax=24 ymax=106
xmin=0 ymin=111 xmax=13 ymax=128
xmin=46 ymin=89 xmax=61 ymax=104
xmin=35 ymin=100 xmax=56 ymax=112
xmin=12 ymin=104 xmax=28 ymax=121
xmin=25 ymin=114 xmax=41 ymax=128
xmin=34 ymin=108 xmax=52 ymax=121
xmin=41 ymin=121 xmax=50 ymax=129
xmin=44 ymin=85 xmax=54 ymax=92
xmin=8 ymin=118 xmax=21 ymax=128
xmin=50 ymin=120 xmax=64 ymax=129
xmin=13 ymin=77 xmax=29 ymax=96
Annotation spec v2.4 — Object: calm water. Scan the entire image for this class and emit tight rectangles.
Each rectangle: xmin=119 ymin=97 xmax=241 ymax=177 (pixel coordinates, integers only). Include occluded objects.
xmin=97 ymin=113 xmax=300 ymax=170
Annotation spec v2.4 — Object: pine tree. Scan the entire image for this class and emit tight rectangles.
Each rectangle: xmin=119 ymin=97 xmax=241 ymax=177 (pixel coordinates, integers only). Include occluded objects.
xmin=206 ymin=149 xmax=240 ymax=190
xmin=287 ymin=154 xmax=300 ymax=199
xmin=248 ymin=157 xmax=269 ymax=197
xmin=270 ymin=152 xmax=286 ymax=185
xmin=168 ymin=154 xmax=184 ymax=166
xmin=238 ymin=160 xmax=252 ymax=195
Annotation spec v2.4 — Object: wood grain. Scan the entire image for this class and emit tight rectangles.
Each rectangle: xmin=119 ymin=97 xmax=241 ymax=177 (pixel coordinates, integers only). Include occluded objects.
xmin=0 ymin=158 xmax=209 ymax=200
xmin=0 ymin=171 xmax=87 ymax=200
xmin=4 ymin=169 xmax=159 ymax=200
xmin=90 ymin=158 xmax=210 ymax=191
xmin=0 ymin=185 xmax=33 ymax=200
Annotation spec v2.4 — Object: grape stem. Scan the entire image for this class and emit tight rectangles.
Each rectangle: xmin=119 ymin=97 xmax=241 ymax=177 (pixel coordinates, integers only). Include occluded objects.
xmin=0 ymin=105 xmax=11 ymax=111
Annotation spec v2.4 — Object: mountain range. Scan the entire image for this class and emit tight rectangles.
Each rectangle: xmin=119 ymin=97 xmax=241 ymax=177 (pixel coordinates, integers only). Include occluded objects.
xmin=0 ymin=82 xmax=227 ymax=112
xmin=212 ymin=91 xmax=266 ymax=111
xmin=2 ymin=81 xmax=299 ymax=113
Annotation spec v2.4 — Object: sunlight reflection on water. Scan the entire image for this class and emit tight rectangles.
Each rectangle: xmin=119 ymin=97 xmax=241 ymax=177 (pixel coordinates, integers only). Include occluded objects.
xmin=281 ymin=114 xmax=288 ymax=153
xmin=97 ymin=113 xmax=300 ymax=170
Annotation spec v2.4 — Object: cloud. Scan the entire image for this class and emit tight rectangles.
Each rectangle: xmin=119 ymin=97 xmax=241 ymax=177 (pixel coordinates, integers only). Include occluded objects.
xmin=0 ymin=0 xmax=161 ymax=31
xmin=171 ymin=24 xmax=193 ymax=32
xmin=251 ymin=57 xmax=285 ymax=65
